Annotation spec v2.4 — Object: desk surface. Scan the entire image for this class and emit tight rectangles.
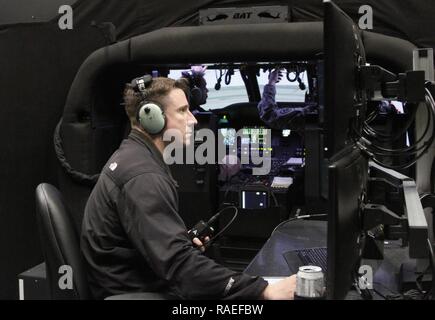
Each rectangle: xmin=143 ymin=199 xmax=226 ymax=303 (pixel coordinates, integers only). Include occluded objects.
xmin=245 ymin=220 xmax=327 ymax=277
xmin=244 ymin=219 xmax=413 ymax=299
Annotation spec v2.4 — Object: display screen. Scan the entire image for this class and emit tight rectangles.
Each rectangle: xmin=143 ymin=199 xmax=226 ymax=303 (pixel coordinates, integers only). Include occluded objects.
xmin=241 ymin=190 xmax=268 ymax=209
xmin=219 ymin=128 xmax=236 ymax=146
xmin=240 ymin=126 xmax=271 ymax=156
xmin=282 ymin=129 xmax=291 ymax=137
xmin=241 ymin=127 xmax=268 ymax=144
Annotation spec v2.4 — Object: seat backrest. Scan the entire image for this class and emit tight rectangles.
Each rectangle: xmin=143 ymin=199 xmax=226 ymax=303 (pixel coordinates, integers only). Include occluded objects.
xmin=35 ymin=183 xmax=91 ymax=299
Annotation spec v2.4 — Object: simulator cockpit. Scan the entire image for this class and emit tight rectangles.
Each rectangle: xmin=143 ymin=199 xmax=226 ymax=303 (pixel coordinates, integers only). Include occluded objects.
xmin=33 ymin=0 xmax=435 ymax=300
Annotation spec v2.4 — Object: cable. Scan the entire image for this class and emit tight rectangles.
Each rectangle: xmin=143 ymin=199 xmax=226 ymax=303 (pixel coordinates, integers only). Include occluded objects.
xmin=362 ymin=103 xmax=418 ymax=143
xmin=53 ymin=118 xmax=100 ymax=186
xmin=354 ymin=90 xmax=435 ymax=170
xmin=365 ymin=110 xmax=378 ymax=124
xmin=270 ymin=213 xmax=327 ymax=235
xmin=214 ymin=68 xmax=223 ymax=90
xmin=224 ymin=68 xmax=233 ymax=85
xmin=286 ymin=65 xmax=298 ymax=82
xmin=363 ymin=99 xmax=432 ymax=153
xmin=359 ymin=91 xmax=434 ymax=152
xmin=204 ymin=206 xmax=238 ymax=248
xmin=372 ymin=288 xmax=387 ymax=299
xmin=362 ymin=100 xmax=433 ymax=155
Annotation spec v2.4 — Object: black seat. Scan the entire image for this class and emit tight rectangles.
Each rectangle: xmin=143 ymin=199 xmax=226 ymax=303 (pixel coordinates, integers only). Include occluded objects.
xmin=35 ymin=183 xmax=91 ymax=299
xmin=35 ymin=183 xmax=174 ymax=300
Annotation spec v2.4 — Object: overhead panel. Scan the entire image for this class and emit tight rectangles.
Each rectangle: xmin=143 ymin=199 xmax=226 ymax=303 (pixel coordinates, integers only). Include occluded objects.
xmin=200 ymin=6 xmax=288 ymax=26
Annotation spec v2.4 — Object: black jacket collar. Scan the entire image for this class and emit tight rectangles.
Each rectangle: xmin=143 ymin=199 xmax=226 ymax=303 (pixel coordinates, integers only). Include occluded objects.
xmin=128 ymin=129 xmax=178 ymax=187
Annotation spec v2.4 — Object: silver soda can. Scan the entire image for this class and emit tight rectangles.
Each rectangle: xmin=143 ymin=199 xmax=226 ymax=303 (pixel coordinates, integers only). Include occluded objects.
xmin=295 ymin=266 xmax=325 ymax=299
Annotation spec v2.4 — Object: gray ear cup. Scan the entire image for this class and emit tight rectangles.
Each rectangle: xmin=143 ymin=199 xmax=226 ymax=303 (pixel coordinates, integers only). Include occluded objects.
xmin=138 ymin=102 xmax=166 ymax=135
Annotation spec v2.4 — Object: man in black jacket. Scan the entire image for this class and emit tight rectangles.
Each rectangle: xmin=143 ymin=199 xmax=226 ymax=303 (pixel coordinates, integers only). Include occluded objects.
xmin=81 ymin=76 xmax=296 ymax=299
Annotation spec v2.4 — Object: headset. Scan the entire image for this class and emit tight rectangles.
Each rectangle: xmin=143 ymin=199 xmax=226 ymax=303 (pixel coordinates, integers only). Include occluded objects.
xmin=182 ymin=71 xmax=206 ymax=107
xmin=131 ymin=74 xmax=166 ymax=135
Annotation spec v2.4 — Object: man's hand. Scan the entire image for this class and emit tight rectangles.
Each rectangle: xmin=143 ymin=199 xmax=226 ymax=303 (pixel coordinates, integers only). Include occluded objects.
xmin=268 ymin=68 xmax=283 ymax=86
xmin=192 ymin=237 xmax=210 ymax=253
xmin=261 ymin=275 xmax=297 ymax=300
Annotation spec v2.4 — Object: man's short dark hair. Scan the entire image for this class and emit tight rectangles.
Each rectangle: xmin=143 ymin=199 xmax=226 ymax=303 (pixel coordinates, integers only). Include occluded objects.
xmin=123 ymin=77 xmax=189 ymax=127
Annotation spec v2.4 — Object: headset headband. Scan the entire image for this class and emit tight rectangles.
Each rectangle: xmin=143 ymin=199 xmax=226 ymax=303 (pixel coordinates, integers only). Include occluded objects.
xmin=132 ymin=74 xmax=153 ymax=95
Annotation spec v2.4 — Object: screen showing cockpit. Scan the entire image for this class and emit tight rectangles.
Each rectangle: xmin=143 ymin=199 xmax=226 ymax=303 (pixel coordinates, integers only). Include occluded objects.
xmin=240 ymin=127 xmax=272 ymax=157
xmin=241 ymin=127 xmax=268 ymax=144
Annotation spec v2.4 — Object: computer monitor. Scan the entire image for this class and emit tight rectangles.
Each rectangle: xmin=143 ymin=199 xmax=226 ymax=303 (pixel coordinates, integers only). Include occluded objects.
xmin=323 ymin=0 xmax=371 ymax=300
xmin=326 ymin=146 xmax=368 ymax=300
xmin=240 ymin=189 xmax=269 ymax=209
xmin=240 ymin=126 xmax=272 ymax=157
xmin=241 ymin=127 xmax=268 ymax=145
xmin=305 ymin=0 xmax=367 ymax=208
xmin=324 ymin=0 xmax=367 ymax=158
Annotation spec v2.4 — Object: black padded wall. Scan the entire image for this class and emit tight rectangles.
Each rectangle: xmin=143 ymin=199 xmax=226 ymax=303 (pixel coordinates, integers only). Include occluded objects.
xmin=2 ymin=1 xmax=432 ymax=48
xmin=0 ymin=23 xmax=109 ymax=299
xmin=289 ymin=0 xmax=435 ymax=50
xmin=50 ymin=0 xmax=435 ymax=49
